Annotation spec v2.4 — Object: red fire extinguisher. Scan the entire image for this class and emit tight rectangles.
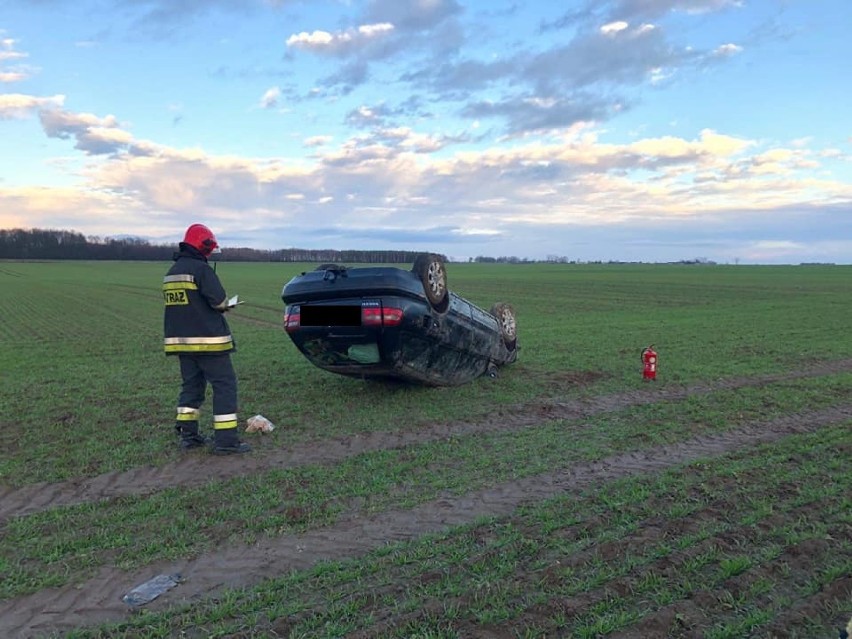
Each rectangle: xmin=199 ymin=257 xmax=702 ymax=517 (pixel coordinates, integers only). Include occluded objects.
xmin=641 ymin=345 xmax=657 ymax=381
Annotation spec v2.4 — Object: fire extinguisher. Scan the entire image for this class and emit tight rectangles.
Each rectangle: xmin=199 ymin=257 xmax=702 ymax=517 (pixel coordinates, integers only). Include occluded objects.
xmin=641 ymin=345 xmax=657 ymax=381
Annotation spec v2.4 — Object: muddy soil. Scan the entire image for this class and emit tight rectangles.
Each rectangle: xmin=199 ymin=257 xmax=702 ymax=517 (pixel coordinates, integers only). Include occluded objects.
xmin=0 ymin=360 xmax=851 ymax=637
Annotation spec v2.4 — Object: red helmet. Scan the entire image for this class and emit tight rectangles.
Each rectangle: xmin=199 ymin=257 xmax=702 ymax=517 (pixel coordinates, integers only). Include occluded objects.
xmin=182 ymin=223 xmax=220 ymax=256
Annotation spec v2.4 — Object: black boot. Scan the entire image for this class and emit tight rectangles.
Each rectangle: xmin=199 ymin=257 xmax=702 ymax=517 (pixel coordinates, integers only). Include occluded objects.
xmin=212 ymin=429 xmax=251 ymax=455
xmin=176 ymin=421 xmax=209 ymax=450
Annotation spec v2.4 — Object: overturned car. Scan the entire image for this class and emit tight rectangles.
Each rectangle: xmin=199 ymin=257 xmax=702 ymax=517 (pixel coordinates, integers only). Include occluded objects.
xmin=281 ymin=254 xmax=518 ymax=386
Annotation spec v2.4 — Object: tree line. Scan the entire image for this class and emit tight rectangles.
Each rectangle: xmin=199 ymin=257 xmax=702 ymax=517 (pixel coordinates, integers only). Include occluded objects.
xmin=0 ymin=228 xmax=443 ymax=264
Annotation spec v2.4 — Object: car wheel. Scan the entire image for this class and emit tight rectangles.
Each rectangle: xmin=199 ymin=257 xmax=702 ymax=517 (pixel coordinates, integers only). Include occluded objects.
xmin=490 ymin=302 xmax=517 ymax=349
xmin=413 ymin=253 xmax=449 ymax=311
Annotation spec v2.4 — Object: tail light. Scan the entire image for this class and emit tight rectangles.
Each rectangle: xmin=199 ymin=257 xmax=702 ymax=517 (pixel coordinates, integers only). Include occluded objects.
xmin=361 ymin=306 xmax=403 ymax=327
xmin=382 ymin=307 xmax=403 ymax=326
xmin=284 ymin=305 xmax=300 ymax=332
xmin=361 ymin=307 xmax=382 ymax=326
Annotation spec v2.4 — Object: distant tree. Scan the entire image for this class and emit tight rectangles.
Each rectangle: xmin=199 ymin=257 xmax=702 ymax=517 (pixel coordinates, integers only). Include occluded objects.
xmin=0 ymin=227 xmax=447 ymax=264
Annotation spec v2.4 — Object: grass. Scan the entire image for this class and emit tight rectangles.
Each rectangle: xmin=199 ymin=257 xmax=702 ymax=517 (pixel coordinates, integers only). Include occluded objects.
xmin=59 ymin=424 xmax=851 ymax=638
xmin=2 ymin=372 xmax=849 ymax=601
xmin=2 ymin=261 xmax=851 ymax=485
xmin=0 ymin=260 xmax=850 ymax=638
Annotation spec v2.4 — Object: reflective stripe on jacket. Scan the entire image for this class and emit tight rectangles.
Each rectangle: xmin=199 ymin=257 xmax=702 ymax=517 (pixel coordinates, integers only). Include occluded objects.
xmin=163 ymin=244 xmax=235 ymax=355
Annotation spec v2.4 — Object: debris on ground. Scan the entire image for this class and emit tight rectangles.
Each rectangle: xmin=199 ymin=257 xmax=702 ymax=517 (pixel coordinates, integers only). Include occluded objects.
xmin=122 ymin=573 xmax=182 ymax=607
xmin=246 ymin=414 xmax=275 ymax=433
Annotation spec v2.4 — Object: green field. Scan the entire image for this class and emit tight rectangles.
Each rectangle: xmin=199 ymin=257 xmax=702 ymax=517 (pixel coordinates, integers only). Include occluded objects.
xmin=0 ymin=260 xmax=849 ymax=638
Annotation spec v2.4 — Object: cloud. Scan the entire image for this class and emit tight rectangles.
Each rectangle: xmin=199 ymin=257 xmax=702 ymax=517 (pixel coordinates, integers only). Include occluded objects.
xmin=403 ymin=57 xmax=519 ymax=94
xmin=746 ymin=147 xmax=819 ymax=176
xmin=303 ymin=135 xmax=332 ymax=148
xmin=625 ymin=129 xmax=749 ymax=164
xmin=4 ymin=115 xmax=850 ymax=263
xmin=100 ymin=0 xmax=303 ymax=38
xmin=363 ymin=0 xmax=463 ymax=31
xmin=346 ymin=104 xmax=393 ymax=128
xmin=1 ymin=1 xmax=847 ymax=264
xmin=601 ymin=21 xmax=629 ymax=35
xmin=0 ymin=93 xmax=65 ymax=119
xmin=462 ymin=95 xmax=615 ymax=134
xmin=347 ymin=96 xmax=432 ymax=129
xmin=8 ymin=93 xmax=846 ymax=238
xmin=0 ymin=184 xmax=151 ymax=236
xmin=0 ymin=35 xmax=35 ymax=83
xmin=607 ymin=0 xmax=742 ymax=21
xmin=0 ymin=71 xmax=29 ymax=82
xmin=301 ymin=224 xmax=500 ymax=245
xmin=543 ymin=0 xmax=741 ymax=31
xmin=527 ymin=22 xmax=696 ymax=92
xmin=373 ymin=126 xmax=467 ymax=153
xmin=1 ymin=37 xmax=20 ymax=54
xmin=414 ymin=19 xmax=697 ymax=133
xmin=259 ymin=86 xmax=281 ymax=109
xmin=320 ymin=59 xmax=371 ymax=93
xmin=396 ymin=7 xmax=738 ymax=135
xmin=0 ymin=51 xmax=27 ymax=62
xmin=39 ymin=108 xmax=135 ymax=155
xmin=286 ymin=23 xmax=395 ymax=56
xmin=288 ymin=0 xmax=465 ymax=94
xmin=516 ymin=2 xmax=747 ymax=135
xmin=71 ymin=118 xmax=846 ymax=238
xmin=712 ymin=43 xmax=743 ymax=57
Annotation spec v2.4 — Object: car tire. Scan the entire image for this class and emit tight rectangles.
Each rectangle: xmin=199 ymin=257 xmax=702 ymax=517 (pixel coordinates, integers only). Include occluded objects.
xmin=315 ymin=263 xmax=343 ymax=271
xmin=413 ymin=253 xmax=449 ymax=312
xmin=490 ymin=302 xmax=517 ymax=349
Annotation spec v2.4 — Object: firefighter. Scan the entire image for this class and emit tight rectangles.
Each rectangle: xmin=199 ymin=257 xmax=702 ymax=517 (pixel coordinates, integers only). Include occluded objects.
xmin=163 ymin=223 xmax=250 ymax=455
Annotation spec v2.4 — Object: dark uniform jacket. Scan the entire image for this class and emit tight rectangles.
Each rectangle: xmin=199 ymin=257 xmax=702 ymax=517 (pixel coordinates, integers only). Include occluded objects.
xmin=163 ymin=243 xmax=234 ymax=355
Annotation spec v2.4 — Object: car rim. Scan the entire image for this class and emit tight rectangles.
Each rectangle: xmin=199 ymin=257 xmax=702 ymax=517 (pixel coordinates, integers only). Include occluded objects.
xmin=427 ymin=262 xmax=445 ymax=297
xmin=501 ymin=309 xmax=516 ymax=339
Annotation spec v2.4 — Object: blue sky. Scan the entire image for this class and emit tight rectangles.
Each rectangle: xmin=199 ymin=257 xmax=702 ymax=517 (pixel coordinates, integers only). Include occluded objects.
xmin=1 ymin=0 xmax=850 ymax=263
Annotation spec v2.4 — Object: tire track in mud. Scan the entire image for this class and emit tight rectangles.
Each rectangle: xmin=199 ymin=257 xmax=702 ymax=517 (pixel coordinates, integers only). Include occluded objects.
xmin=2 ymin=403 xmax=851 ymax=638
xmin=2 ymin=357 xmax=852 ymax=524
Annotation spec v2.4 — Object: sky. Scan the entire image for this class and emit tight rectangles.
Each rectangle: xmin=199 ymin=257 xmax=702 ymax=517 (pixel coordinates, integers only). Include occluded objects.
xmin=1 ymin=0 xmax=850 ymax=264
